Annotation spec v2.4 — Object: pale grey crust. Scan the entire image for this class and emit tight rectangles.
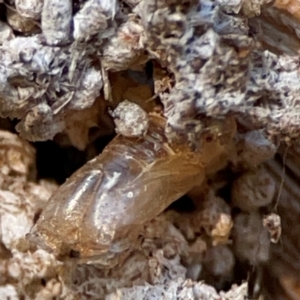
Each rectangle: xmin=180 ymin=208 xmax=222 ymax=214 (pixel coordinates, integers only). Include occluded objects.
xmin=0 ymin=0 xmax=299 ymax=146
xmin=41 ymin=0 xmax=72 ymax=45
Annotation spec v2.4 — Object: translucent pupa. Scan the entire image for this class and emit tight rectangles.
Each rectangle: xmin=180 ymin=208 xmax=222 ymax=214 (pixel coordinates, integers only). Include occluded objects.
xmin=29 ymin=114 xmax=236 ymax=266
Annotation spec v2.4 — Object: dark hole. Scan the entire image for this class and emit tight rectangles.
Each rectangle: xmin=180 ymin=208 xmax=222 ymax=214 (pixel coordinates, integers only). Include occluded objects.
xmin=261 ymin=266 xmax=287 ymax=300
xmin=35 ymin=141 xmax=87 ymax=184
xmin=0 ymin=4 xmax=6 ymax=22
xmin=194 ymin=91 xmax=201 ymax=98
xmin=180 ymin=2 xmax=191 ymax=14
xmin=73 ymin=0 xmax=86 ymax=14
xmin=164 ymin=34 xmax=178 ymax=39
xmin=231 ymin=207 xmax=242 ymax=218
xmin=93 ymin=133 xmax=116 ymax=154
xmin=167 ymin=194 xmax=196 ymax=213
xmin=205 ymin=135 xmax=213 ymax=143
xmin=61 ymin=66 xmax=69 ymax=76
xmin=187 ymin=36 xmax=195 ymax=44
xmin=214 ymin=169 xmax=237 ymax=203
xmin=69 ymin=249 xmax=81 ymax=258
xmin=232 ymin=260 xmax=251 ymax=290
xmin=33 ymin=209 xmax=42 ymax=224
xmin=145 ymin=60 xmax=154 ymax=80
xmin=0 ymin=118 xmax=18 ymax=133
xmin=41 ymin=278 xmax=46 ymax=286
xmin=169 ymin=4 xmax=176 ymax=13
xmin=0 ymin=242 xmax=12 ymax=259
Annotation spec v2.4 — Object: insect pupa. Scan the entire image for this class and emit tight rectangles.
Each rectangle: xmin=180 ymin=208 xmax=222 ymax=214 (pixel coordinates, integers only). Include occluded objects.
xmin=29 ymin=114 xmax=236 ymax=266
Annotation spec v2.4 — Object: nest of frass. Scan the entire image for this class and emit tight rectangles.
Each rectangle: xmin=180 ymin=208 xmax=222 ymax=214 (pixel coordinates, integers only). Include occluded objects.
xmin=1 ymin=0 xmax=300 ymax=299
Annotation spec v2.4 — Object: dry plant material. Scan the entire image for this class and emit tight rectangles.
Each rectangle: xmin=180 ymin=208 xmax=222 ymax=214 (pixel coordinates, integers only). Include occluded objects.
xmin=0 ymin=0 xmax=300 ymax=145
xmin=203 ymin=245 xmax=235 ymax=284
xmin=0 ymin=21 xmax=14 ymax=44
xmin=263 ymin=154 xmax=300 ymax=280
xmin=231 ymin=167 xmax=276 ymax=212
xmin=263 ymin=212 xmax=281 ymax=244
xmin=16 ymin=0 xmax=43 ymax=20
xmin=41 ymin=0 xmax=72 ymax=45
xmin=0 ymin=131 xmax=76 ymax=299
xmin=233 ymin=212 xmax=271 ymax=265
xmin=0 ymin=130 xmax=35 ymax=178
xmin=1 ymin=0 xmax=297 ymax=145
xmin=0 ymin=36 xmax=103 ymax=142
xmin=64 ymin=95 xmax=115 ymax=150
xmin=109 ymin=100 xmax=149 ymax=137
xmin=274 ymin=0 xmax=300 ymax=20
xmin=2 ymin=0 xmax=300 ymax=299
xmin=211 ymin=213 xmax=233 ymax=246
xmin=109 ymin=70 xmax=155 ymax=112
xmin=106 ymin=278 xmax=246 ymax=300
xmin=6 ymin=7 xmax=38 ymax=33
xmin=234 ymin=130 xmax=276 ymax=169
xmin=101 ymin=16 xmax=147 ymax=71
xmin=73 ymin=0 xmax=118 ymax=42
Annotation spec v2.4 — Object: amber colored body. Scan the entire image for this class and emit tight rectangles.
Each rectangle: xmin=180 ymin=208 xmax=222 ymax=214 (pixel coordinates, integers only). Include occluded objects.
xmin=29 ymin=114 xmax=235 ymax=266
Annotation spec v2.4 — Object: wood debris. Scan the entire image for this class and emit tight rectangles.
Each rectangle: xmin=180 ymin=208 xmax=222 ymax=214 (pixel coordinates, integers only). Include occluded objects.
xmin=0 ymin=0 xmax=300 ymax=299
